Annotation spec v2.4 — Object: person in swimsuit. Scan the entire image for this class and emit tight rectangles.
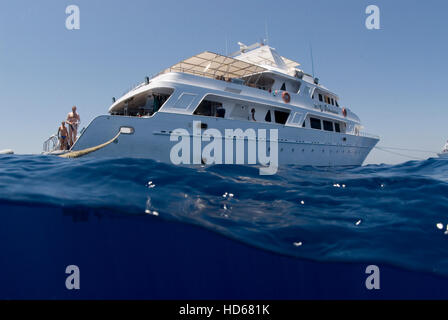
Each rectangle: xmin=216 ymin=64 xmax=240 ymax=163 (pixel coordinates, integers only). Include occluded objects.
xmin=66 ymin=105 xmax=81 ymax=146
xmin=58 ymin=121 xmax=69 ymax=150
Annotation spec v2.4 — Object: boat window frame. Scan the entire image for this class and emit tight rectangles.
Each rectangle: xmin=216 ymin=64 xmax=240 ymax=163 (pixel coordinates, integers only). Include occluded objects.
xmin=310 ymin=117 xmax=322 ymax=130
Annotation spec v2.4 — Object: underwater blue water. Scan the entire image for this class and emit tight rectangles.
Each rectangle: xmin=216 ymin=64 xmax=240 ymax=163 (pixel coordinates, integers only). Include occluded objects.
xmin=1 ymin=154 xmax=448 ymax=282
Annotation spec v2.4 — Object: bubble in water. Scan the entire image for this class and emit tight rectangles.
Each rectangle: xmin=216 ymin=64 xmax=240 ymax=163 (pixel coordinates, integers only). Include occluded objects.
xmin=145 ymin=197 xmax=151 ymax=211
xmin=300 ymin=200 xmax=305 ymax=205
xmin=222 ymin=192 xmax=234 ymax=198
xmin=437 ymin=223 xmax=444 ymax=230
xmin=293 ymin=242 xmax=303 ymax=247
xmin=355 ymin=220 xmax=362 ymax=226
xmin=145 ymin=196 xmax=159 ymax=216
xmin=147 ymin=181 xmax=156 ymax=188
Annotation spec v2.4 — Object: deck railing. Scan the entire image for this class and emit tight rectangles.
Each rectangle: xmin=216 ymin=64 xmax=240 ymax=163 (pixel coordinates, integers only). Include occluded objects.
xmin=358 ymin=131 xmax=380 ymax=139
xmin=43 ymin=135 xmax=59 ymax=153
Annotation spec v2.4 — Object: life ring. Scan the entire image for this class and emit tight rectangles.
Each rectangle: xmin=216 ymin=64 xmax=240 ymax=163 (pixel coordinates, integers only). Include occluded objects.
xmin=342 ymin=108 xmax=347 ymax=117
xmin=282 ymin=91 xmax=291 ymax=103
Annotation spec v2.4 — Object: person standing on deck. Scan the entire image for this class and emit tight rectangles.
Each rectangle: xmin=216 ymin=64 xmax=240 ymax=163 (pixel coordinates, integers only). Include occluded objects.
xmin=66 ymin=106 xmax=81 ymax=146
xmin=57 ymin=121 xmax=69 ymax=150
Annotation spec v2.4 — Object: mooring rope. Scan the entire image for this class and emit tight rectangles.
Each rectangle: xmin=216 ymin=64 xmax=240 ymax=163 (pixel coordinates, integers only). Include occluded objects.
xmin=374 ymin=146 xmax=427 ymax=160
xmin=59 ymin=131 xmax=121 ymax=159
xmin=375 ymin=146 xmax=439 ymax=154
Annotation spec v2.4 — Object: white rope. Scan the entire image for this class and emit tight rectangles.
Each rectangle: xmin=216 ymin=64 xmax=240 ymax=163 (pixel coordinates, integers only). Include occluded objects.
xmin=374 ymin=146 xmax=426 ymax=160
xmin=375 ymin=145 xmax=438 ymax=154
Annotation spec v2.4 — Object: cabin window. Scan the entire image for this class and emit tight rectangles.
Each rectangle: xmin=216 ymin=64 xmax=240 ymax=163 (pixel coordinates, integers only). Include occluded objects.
xmin=323 ymin=120 xmax=334 ymax=131
xmin=243 ymin=74 xmax=275 ymax=92
xmin=109 ymin=88 xmax=173 ymax=116
xmin=265 ymin=110 xmax=272 ymax=122
xmin=216 ymin=107 xmax=225 ymax=118
xmin=310 ymin=117 xmax=322 ymax=130
xmin=335 ymin=100 xmax=339 ymax=107
xmin=193 ymin=99 xmax=223 ymax=117
xmin=280 ymin=83 xmax=287 ymax=91
xmin=334 ymin=123 xmax=341 ymax=132
xmin=331 ymin=98 xmax=335 ymax=105
xmin=174 ymin=93 xmax=197 ymax=110
xmin=318 ymin=94 xmax=323 ymax=102
xmin=274 ymin=110 xmax=290 ymax=124
xmin=302 ymin=121 xmax=306 ymax=127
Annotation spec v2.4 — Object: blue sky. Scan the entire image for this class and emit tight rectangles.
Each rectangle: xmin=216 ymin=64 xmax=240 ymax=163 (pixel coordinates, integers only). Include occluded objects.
xmin=0 ymin=0 xmax=447 ymax=164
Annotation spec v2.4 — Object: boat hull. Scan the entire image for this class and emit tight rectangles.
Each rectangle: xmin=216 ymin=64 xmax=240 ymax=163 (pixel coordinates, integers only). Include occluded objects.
xmin=71 ymin=113 xmax=379 ymax=167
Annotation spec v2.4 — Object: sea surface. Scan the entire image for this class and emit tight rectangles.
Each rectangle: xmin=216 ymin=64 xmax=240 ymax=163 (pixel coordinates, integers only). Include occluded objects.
xmin=1 ymin=154 xmax=448 ymax=275
xmin=0 ymin=155 xmax=448 ymax=299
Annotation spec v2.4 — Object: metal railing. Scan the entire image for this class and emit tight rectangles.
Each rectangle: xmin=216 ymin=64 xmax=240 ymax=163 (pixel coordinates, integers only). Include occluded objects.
xmin=358 ymin=131 xmax=380 ymax=139
xmin=43 ymin=134 xmax=60 ymax=153
xmin=118 ymin=75 xmax=155 ymax=100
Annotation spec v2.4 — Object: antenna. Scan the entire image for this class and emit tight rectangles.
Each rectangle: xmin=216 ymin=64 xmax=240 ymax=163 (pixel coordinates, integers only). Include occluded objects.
xmin=310 ymin=43 xmax=315 ymax=78
xmin=264 ymin=20 xmax=269 ymax=45
xmin=225 ymin=34 xmax=229 ymax=56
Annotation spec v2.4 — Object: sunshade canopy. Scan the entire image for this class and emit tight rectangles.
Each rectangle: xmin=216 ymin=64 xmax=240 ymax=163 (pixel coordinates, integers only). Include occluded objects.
xmin=231 ymin=45 xmax=301 ymax=71
xmin=158 ymin=51 xmax=267 ymax=79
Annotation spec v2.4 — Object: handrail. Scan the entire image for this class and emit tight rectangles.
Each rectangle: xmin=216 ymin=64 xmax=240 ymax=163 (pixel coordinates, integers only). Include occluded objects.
xmin=43 ymin=134 xmax=60 ymax=153
xmin=358 ymin=131 xmax=380 ymax=139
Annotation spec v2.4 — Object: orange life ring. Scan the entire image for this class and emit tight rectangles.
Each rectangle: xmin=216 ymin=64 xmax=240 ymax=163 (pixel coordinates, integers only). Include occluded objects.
xmin=282 ymin=91 xmax=291 ymax=103
xmin=342 ymin=108 xmax=347 ymax=117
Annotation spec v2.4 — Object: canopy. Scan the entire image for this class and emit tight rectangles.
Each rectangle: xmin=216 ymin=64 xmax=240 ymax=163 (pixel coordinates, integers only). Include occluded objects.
xmin=281 ymin=56 xmax=301 ymax=69
xmin=231 ymin=45 xmax=301 ymax=71
xmin=158 ymin=51 xmax=267 ymax=79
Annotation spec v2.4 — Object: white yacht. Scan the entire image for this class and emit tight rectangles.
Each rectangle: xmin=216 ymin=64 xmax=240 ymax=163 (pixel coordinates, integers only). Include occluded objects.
xmin=53 ymin=42 xmax=379 ymax=168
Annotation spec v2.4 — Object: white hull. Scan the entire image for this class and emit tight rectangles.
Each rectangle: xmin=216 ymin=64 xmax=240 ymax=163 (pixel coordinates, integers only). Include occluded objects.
xmin=438 ymin=152 xmax=448 ymax=159
xmin=72 ymin=112 xmax=378 ymax=167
